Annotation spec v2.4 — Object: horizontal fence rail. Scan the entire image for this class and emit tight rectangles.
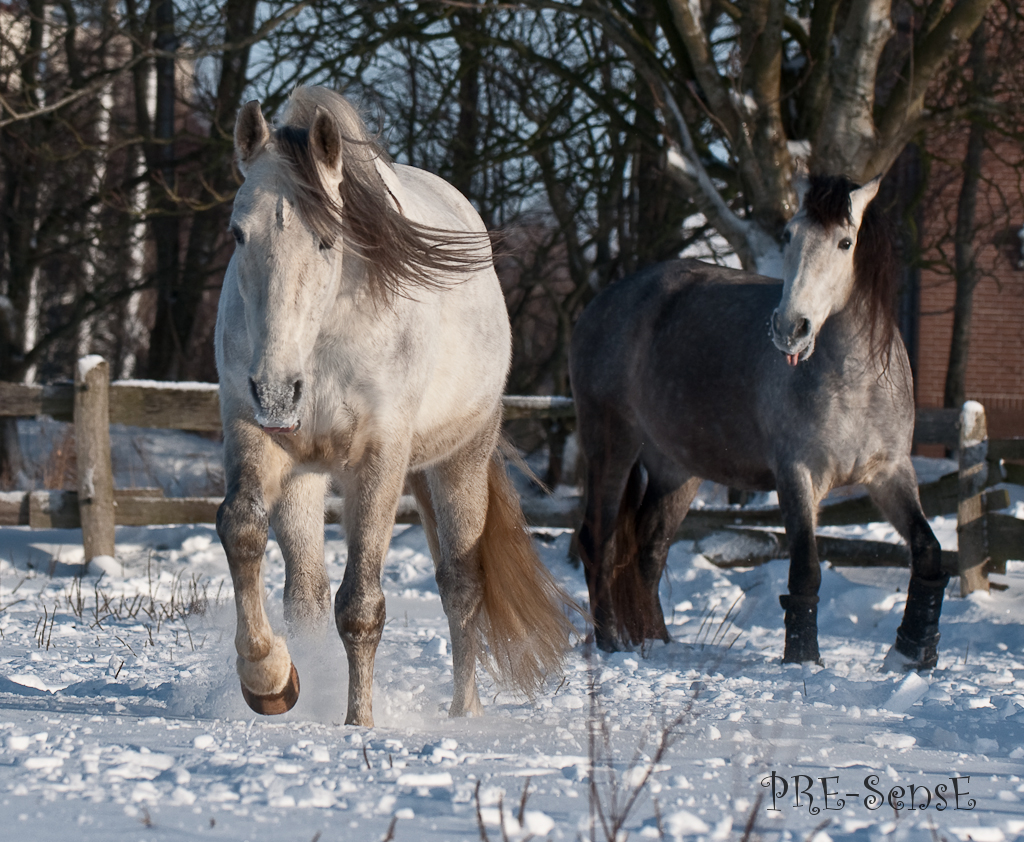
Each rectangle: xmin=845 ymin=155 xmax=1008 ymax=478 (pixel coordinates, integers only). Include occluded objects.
xmin=0 ymin=361 xmax=1021 ymax=595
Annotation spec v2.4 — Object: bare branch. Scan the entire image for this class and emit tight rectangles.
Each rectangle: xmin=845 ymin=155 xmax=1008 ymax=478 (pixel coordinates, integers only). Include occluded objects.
xmin=872 ymin=0 xmax=995 ymax=174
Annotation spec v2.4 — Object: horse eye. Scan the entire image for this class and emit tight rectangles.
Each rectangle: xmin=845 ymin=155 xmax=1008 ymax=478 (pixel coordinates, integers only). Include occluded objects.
xmin=231 ymin=225 xmax=245 ymax=245
xmin=839 ymin=237 xmax=853 ymax=250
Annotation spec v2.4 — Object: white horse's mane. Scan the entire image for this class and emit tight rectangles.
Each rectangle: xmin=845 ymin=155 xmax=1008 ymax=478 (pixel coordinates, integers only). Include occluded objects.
xmin=271 ymin=86 xmax=489 ymax=303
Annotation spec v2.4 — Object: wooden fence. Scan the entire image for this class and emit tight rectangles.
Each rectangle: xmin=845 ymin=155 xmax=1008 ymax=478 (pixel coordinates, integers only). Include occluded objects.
xmin=0 ymin=357 xmax=1021 ymax=596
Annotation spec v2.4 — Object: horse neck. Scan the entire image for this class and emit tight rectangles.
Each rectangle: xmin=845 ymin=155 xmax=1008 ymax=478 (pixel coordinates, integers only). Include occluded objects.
xmin=823 ymin=293 xmax=900 ymax=374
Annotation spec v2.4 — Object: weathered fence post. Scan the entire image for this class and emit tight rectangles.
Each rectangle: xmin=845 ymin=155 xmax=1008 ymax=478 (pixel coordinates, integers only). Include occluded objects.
xmin=957 ymin=400 xmax=990 ymax=595
xmin=75 ymin=356 xmax=115 ymax=562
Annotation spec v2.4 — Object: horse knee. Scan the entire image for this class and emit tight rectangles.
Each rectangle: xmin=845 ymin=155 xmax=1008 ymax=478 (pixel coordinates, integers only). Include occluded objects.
xmin=284 ymin=573 xmax=331 ymax=630
xmin=910 ymin=529 xmax=943 ymax=580
xmin=334 ymin=586 xmax=386 ymax=646
xmin=217 ymin=494 xmax=269 ymax=564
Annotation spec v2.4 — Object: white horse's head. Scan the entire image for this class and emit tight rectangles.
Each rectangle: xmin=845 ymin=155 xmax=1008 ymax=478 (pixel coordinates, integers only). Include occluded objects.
xmin=227 ymin=87 xmax=490 ymax=433
xmin=770 ymin=175 xmax=882 ymax=365
xmin=229 ymin=96 xmax=352 ymax=432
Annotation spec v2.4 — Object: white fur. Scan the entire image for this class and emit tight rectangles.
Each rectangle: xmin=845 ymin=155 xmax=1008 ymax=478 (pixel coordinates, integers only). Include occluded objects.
xmin=216 ymin=89 xmax=514 ymax=726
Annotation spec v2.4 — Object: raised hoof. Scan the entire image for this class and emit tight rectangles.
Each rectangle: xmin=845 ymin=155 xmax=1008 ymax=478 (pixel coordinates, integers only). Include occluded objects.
xmin=241 ymin=662 xmax=300 ymax=715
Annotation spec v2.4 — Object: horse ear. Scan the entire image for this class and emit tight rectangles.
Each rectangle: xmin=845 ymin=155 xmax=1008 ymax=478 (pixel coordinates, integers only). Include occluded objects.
xmin=310 ymin=107 xmax=343 ymax=177
xmin=850 ymin=175 xmax=882 ymax=222
xmin=235 ymin=100 xmax=269 ymax=172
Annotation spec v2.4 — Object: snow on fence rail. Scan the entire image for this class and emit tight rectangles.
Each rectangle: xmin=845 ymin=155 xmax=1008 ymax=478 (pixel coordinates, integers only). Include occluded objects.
xmin=0 ymin=359 xmax=1021 ymax=596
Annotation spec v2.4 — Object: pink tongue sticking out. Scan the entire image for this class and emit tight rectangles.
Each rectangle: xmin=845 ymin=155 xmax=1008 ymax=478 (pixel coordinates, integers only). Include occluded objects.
xmin=262 ymin=421 xmax=301 ymax=434
xmin=786 ymin=353 xmax=799 ymax=367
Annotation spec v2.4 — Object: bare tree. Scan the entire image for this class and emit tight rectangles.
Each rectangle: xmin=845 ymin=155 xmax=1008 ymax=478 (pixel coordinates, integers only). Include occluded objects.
xmin=503 ymin=0 xmax=995 ymax=273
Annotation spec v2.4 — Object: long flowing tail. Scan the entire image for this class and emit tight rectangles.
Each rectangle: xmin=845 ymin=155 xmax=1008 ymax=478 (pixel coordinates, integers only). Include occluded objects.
xmin=476 ymin=451 xmax=580 ymax=696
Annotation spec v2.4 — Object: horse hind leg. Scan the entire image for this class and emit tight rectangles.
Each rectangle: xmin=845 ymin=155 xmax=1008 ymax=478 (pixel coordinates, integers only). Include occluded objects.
xmin=777 ymin=466 xmax=824 ymax=664
xmin=270 ymin=470 xmax=331 ymax=635
xmin=409 ymin=465 xmax=485 ymax=718
xmin=420 ymin=419 xmax=578 ymax=715
xmin=629 ymin=474 xmax=702 ymax=645
xmin=575 ymin=430 xmax=643 ymax=651
xmin=868 ymin=462 xmax=948 ymax=671
xmin=217 ymin=423 xmax=300 ymax=715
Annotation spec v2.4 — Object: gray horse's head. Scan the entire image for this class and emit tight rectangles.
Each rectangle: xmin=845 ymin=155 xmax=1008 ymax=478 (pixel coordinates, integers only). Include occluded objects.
xmin=771 ymin=175 xmax=882 ymax=365
xmin=228 ymin=95 xmax=352 ymax=433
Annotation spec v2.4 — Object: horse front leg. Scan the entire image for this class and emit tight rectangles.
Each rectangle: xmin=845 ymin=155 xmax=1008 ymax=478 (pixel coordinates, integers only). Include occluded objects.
xmin=334 ymin=443 xmax=408 ymax=727
xmin=777 ymin=466 xmax=823 ymax=664
xmin=271 ymin=470 xmax=331 ymax=636
xmin=217 ymin=421 xmax=299 ymax=714
xmin=869 ymin=462 xmax=948 ymax=671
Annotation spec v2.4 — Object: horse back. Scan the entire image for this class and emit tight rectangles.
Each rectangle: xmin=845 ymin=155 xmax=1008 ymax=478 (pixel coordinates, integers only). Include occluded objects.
xmin=570 ymin=260 xmax=781 ymax=485
xmin=570 ymin=259 xmax=914 ymax=492
xmin=571 ymin=260 xmax=779 ymax=410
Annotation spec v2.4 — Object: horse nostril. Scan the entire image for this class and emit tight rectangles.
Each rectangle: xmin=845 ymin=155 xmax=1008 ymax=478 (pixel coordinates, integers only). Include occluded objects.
xmin=292 ymin=380 xmax=303 ymax=406
xmin=771 ymin=311 xmax=781 ymax=335
xmin=249 ymin=378 xmax=260 ymax=408
xmin=795 ymin=317 xmax=811 ymax=340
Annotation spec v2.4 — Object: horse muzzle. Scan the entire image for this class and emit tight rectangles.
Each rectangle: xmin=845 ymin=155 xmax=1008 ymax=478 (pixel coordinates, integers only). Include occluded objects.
xmin=250 ymin=376 xmax=304 ymax=433
xmin=770 ymin=310 xmax=815 ymax=365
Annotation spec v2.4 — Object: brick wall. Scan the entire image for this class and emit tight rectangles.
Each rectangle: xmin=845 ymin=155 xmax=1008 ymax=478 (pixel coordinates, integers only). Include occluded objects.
xmin=915 ymin=133 xmax=1024 ymax=439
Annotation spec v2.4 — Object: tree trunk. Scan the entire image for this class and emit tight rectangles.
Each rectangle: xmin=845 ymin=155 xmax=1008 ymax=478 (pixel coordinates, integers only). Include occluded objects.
xmin=177 ymin=0 xmax=260 ymax=380
xmin=943 ymin=22 xmax=989 ymax=409
xmin=450 ymin=3 xmax=483 ymax=209
xmin=144 ymin=0 xmax=183 ymax=379
xmin=634 ymin=0 xmax=679 ymax=269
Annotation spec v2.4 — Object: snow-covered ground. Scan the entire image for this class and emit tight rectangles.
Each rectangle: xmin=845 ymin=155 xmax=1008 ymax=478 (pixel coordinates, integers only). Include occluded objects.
xmin=1 ymin=426 xmax=1023 ymax=841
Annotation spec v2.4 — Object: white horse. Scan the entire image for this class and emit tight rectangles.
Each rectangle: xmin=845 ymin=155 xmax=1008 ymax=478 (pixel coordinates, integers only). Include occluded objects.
xmin=215 ymin=86 xmax=575 ymax=727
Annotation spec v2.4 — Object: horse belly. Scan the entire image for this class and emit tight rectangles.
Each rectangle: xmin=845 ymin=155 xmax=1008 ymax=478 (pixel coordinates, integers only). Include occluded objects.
xmin=648 ymin=428 xmax=777 ymax=492
xmin=638 ymin=362 xmax=776 ymax=491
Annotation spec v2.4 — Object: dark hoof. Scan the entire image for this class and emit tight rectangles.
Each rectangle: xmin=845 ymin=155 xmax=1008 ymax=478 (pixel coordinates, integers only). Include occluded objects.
xmin=781 ymin=647 xmax=822 ymax=666
xmin=889 ymin=631 xmax=940 ymax=671
xmin=241 ymin=662 xmax=300 ymax=715
xmin=780 ymin=594 xmax=819 ymax=665
xmin=595 ymin=633 xmax=625 ymax=653
xmin=890 ymin=575 xmax=947 ymax=671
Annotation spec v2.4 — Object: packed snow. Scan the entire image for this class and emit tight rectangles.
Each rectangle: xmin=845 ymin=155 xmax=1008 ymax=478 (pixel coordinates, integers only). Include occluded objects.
xmin=1 ymin=424 xmax=1023 ymax=841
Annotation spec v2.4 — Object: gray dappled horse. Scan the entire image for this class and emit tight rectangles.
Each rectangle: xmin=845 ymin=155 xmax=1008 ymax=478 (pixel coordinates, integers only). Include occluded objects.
xmin=215 ymin=86 xmax=574 ymax=726
xmin=570 ymin=174 xmax=948 ymax=670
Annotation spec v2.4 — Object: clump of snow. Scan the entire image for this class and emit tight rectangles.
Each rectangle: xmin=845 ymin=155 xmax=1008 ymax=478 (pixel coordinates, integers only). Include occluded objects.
xmin=75 ymin=354 xmax=107 ymax=379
